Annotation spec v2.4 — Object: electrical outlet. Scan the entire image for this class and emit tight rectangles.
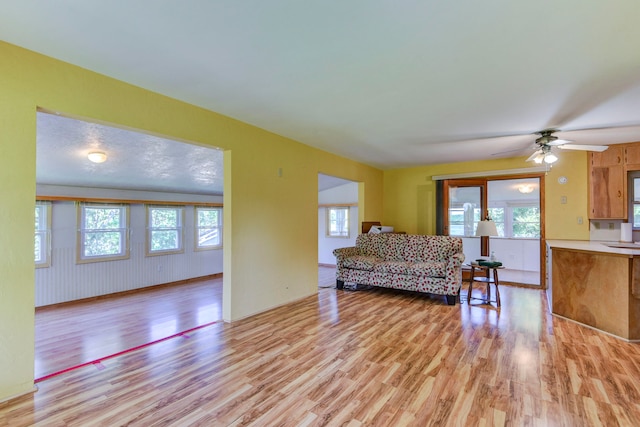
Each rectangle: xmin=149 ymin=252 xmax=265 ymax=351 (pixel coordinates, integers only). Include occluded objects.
xmin=594 ymin=222 xmax=600 ymax=229
xmin=577 ymin=216 xmax=583 ymax=225
xmin=609 ymin=223 xmax=615 ymax=230
xmin=561 ymin=196 xmax=567 ymax=204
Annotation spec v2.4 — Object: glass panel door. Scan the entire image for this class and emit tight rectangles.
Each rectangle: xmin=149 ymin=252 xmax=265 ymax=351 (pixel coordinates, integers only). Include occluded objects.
xmin=443 ymin=179 xmax=487 ymax=262
xmin=441 ymin=175 xmax=545 ymax=287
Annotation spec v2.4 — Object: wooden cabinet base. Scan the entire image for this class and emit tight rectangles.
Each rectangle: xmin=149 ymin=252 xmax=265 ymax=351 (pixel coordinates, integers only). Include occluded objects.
xmin=552 ymin=248 xmax=640 ymax=340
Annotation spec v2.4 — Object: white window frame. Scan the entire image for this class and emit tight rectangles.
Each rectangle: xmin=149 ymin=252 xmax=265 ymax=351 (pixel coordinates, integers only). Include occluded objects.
xmin=35 ymin=201 xmax=52 ymax=268
xmin=146 ymin=205 xmax=185 ymax=256
xmin=488 ymin=202 xmax=540 ymax=238
xmin=326 ymin=206 xmax=350 ymax=238
xmin=195 ymin=206 xmax=223 ymax=251
xmin=77 ymin=203 xmax=130 ymax=263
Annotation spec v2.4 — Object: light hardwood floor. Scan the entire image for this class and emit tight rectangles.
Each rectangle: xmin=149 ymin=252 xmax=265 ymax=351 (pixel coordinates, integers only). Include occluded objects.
xmin=34 ymin=276 xmax=223 ymax=379
xmin=3 ymin=267 xmax=640 ymax=426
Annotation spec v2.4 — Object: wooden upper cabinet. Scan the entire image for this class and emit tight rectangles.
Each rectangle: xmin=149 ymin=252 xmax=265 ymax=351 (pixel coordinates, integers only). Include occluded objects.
xmin=592 ymin=145 xmax=623 ymax=167
xmin=589 ymin=145 xmax=626 ymax=220
xmin=589 ymin=164 xmax=626 ymax=219
xmin=625 ymin=143 xmax=640 ymax=171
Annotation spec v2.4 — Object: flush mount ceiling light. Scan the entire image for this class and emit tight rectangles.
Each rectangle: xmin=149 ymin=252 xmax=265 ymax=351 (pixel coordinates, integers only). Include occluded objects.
xmin=518 ymin=184 xmax=534 ymax=194
xmin=87 ymin=151 xmax=107 ymax=163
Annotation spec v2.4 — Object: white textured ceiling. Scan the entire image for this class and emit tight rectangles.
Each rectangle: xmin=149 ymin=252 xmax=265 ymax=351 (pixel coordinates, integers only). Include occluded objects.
xmin=3 ymin=1 xmax=640 ymax=189
xmin=36 ymin=112 xmax=224 ymax=195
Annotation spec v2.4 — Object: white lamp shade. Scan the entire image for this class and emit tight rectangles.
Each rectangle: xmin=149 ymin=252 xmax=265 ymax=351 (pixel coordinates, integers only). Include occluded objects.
xmin=476 ymin=220 xmax=498 ymax=237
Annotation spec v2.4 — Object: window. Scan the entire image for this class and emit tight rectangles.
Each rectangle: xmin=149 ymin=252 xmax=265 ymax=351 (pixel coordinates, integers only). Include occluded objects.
xmin=147 ymin=206 xmax=184 ymax=255
xmin=35 ymin=201 xmax=51 ymax=267
xmin=512 ymin=206 xmax=540 ymax=237
xmin=195 ymin=206 xmax=222 ymax=250
xmin=488 ymin=204 xmax=540 ymax=238
xmin=631 ymin=173 xmax=640 ymax=228
xmin=446 ymin=184 xmax=483 ymax=237
xmin=327 ymin=207 xmax=350 ymax=237
xmin=77 ymin=203 xmax=129 ymax=262
xmin=449 ymin=204 xmax=481 ymax=237
xmin=488 ymin=207 xmax=505 ymax=237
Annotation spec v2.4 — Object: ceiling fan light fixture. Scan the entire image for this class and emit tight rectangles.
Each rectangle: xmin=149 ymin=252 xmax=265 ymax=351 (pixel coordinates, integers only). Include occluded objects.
xmin=544 ymin=152 xmax=558 ymax=164
xmin=87 ymin=151 xmax=107 ymax=163
xmin=533 ymin=153 xmax=545 ymax=164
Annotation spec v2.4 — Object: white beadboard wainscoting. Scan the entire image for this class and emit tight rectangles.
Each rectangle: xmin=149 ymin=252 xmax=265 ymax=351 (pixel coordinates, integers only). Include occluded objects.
xmin=35 ymin=244 xmax=221 ymax=306
xmin=35 ymin=199 xmax=223 ymax=307
xmin=460 ymin=237 xmax=540 ymax=271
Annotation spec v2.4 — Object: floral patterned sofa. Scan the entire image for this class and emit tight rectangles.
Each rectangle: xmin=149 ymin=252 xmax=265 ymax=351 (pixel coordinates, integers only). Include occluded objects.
xmin=333 ymin=233 xmax=465 ymax=305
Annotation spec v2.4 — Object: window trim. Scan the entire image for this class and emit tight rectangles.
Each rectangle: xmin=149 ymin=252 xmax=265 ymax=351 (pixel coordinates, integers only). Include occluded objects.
xmin=35 ymin=201 xmax=52 ymax=268
xmin=146 ymin=205 xmax=185 ymax=256
xmin=326 ymin=206 xmax=350 ymax=238
xmin=194 ymin=206 xmax=223 ymax=251
xmin=76 ymin=203 xmax=130 ymax=263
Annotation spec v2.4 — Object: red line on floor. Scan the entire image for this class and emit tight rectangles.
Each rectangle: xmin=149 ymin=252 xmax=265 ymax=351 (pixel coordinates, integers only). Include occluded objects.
xmin=35 ymin=320 xmax=220 ymax=383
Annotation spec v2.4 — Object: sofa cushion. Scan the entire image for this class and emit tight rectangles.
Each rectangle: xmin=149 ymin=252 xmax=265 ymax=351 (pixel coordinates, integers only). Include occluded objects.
xmin=373 ymin=261 xmax=411 ymax=275
xmin=341 ymin=255 xmax=382 ymax=271
xmin=407 ymin=261 xmax=446 ymax=277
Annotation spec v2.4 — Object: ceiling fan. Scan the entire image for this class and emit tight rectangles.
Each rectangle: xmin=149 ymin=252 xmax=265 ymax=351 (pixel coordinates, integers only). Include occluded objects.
xmin=525 ymin=129 xmax=608 ymax=164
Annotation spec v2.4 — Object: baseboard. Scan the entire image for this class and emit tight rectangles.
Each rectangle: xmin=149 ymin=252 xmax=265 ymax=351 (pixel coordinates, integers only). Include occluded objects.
xmin=0 ymin=385 xmax=38 ymax=405
xmin=36 ymin=273 xmax=223 ymax=311
xmin=551 ymin=312 xmax=640 ymax=342
xmin=499 ymin=280 xmax=545 ymax=290
xmin=226 ymin=291 xmax=317 ymax=324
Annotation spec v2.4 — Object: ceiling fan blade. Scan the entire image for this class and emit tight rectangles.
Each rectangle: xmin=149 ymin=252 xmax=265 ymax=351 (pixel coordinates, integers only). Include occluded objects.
xmin=491 ymin=148 xmax=527 ymax=156
xmin=526 ymin=149 xmax=543 ymax=162
xmin=545 ymin=69 xmax=640 ymax=130
xmin=558 ymin=144 xmax=609 ymax=152
xmin=547 ymin=138 xmax=573 ymax=146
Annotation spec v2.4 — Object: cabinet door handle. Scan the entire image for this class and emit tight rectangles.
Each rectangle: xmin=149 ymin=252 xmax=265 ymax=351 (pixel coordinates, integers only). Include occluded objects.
xmin=617 ymin=156 xmax=621 ymax=163
xmin=618 ymin=190 xmax=622 ymax=198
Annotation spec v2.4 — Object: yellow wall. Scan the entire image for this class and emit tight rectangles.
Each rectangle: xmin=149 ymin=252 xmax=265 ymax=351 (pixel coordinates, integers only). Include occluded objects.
xmin=383 ymin=150 xmax=590 ymax=240
xmin=0 ymin=41 xmax=383 ymax=401
xmin=1 ymin=37 xmax=595 ymax=402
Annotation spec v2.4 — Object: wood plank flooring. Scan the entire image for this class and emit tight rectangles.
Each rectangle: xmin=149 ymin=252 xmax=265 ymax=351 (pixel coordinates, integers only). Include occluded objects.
xmin=3 ymin=267 xmax=640 ymax=426
xmin=34 ymin=276 xmax=223 ymax=379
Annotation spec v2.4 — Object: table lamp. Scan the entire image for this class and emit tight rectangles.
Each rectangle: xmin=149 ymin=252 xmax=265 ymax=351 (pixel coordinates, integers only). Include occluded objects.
xmin=476 ymin=214 xmax=498 ymax=257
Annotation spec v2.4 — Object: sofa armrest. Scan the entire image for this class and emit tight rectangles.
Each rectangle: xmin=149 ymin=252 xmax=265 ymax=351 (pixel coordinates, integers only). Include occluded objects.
xmin=443 ymin=252 xmax=466 ymax=293
xmin=449 ymin=252 xmax=465 ymax=268
xmin=333 ymin=246 xmax=360 ymax=261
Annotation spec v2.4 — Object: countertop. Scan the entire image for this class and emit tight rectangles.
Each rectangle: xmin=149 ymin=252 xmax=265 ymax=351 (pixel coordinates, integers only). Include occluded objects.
xmin=546 ymin=239 xmax=640 ymax=256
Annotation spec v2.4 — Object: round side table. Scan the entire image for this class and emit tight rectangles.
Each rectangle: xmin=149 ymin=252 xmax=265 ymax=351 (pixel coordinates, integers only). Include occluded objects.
xmin=467 ymin=264 xmax=503 ymax=307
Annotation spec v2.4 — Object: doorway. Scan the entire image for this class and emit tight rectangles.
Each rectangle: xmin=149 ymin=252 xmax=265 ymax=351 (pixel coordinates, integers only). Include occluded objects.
xmin=443 ymin=175 xmax=543 ymax=286
xmin=317 ymin=173 xmax=359 ymax=288
xmin=34 ymin=110 xmax=224 ymax=378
